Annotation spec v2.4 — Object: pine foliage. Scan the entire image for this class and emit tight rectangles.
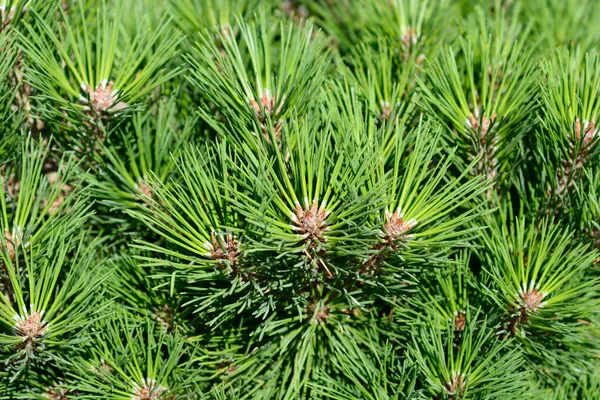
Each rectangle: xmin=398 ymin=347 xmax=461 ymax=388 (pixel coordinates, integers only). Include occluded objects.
xmin=1 ymin=0 xmax=600 ymax=398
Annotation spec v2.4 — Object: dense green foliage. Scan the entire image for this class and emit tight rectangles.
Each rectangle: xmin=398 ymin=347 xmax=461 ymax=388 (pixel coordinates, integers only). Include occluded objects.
xmin=1 ymin=0 xmax=600 ymax=398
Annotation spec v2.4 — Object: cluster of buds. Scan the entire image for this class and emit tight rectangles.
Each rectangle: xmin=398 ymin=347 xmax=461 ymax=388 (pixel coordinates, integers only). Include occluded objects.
xmin=398 ymin=26 xmax=426 ymax=68
xmin=212 ymin=24 xmax=236 ymax=77
xmin=291 ymin=198 xmax=329 ymax=245
xmin=382 ymin=208 xmax=417 ymax=245
xmin=219 ymin=24 xmax=232 ymax=39
xmin=134 ymin=177 xmax=160 ymax=208
xmin=444 ymin=372 xmax=466 ymax=399
xmin=135 ymin=179 xmax=153 ymax=199
xmin=132 ymin=379 xmax=170 ymax=400
xmin=507 ymin=285 xmax=546 ymax=334
xmin=519 ymin=285 xmax=546 ymax=313
xmin=45 ymin=384 xmax=71 ymax=400
xmin=553 ymin=118 xmax=599 ymax=196
xmin=466 ymin=111 xmax=499 ymax=193
xmin=451 ymin=310 xmax=468 ymax=343
xmin=379 ymin=100 xmax=392 ymax=122
xmin=360 ymin=208 xmax=416 ymax=274
xmin=204 ymin=232 xmax=242 ymax=277
xmin=14 ymin=309 xmax=48 ymax=354
xmin=574 ymin=118 xmax=598 ymax=147
xmin=91 ymin=359 xmax=114 ymax=376
xmin=453 ymin=310 xmax=466 ymax=332
xmin=249 ymin=89 xmax=284 ymax=144
xmin=399 ymin=26 xmax=419 ymax=57
xmin=79 ymin=80 xmax=128 ymax=117
xmin=213 ymin=24 xmax=233 ymax=60
xmin=291 ymin=198 xmax=333 ymax=276
xmin=306 ymin=301 xmax=331 ymax=324
xmin=78 ymin=80 xmax=129 ymax=144
xmin=153 ymin=304 xmax=176 ymax=333
xmin=217 ymin=357 xmax=238 ymax=376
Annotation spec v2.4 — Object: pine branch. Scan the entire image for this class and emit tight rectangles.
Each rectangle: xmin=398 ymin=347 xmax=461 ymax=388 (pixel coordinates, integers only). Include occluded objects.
xmin=186 ymin=13 xmax=330 ymax=147
xmin=20 ymin=1 xmax=182 ymax=151
xmin=419 ymin=5 xmax=537 ymax=197
xmin=479 ymin=216 xmax=600 ymax=367
xmin=408 ymin=310 xmax=530 ymax=399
